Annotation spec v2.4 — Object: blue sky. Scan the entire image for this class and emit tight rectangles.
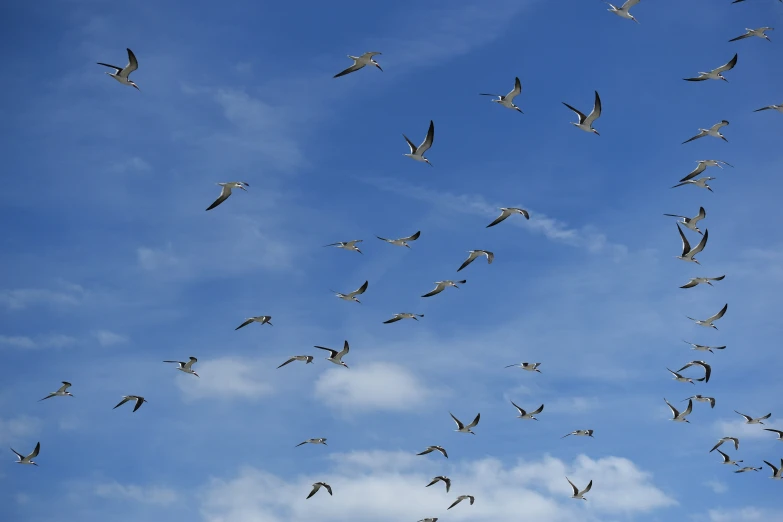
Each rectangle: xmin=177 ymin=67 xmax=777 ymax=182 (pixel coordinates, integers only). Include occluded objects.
xmin=1 ymin=0 xmax=783 ymax=520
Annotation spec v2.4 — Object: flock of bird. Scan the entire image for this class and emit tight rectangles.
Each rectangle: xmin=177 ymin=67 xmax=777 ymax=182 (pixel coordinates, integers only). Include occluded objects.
xmin=11 ymin=2 xmax=783 ymax=520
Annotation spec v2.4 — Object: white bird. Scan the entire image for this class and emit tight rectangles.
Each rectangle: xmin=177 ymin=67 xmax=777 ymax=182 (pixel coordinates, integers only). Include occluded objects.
xmin=562 ymin=91 xmax=602 ymax=135
xmin=323 ymin=239 xmax=363 ymax=254
xmin=511 ymin=400 xmax=544 ymax=420
xmin=682 ymin=120 xmax=729 ymax=144
xmin=421 ymin=280 xmax=466 ymax=298
xmin=306 ymin=482 xmax=332 ymax=499
xmin=296 ymin=438 xmax=327 ymax=447
xmin=566 ymin=477 xmax=592 ymax=500
xmin=672 ymin=177 xmax=716 ymax=192
xmin=10 ymin=442 xmax=40 ymax=466
xmin=314 ymin=340 xmax=350 ymax=368
xmin=735 ymin=466 xmax=762 ymax=473
xmin=504 ymin=362 xmax=542 ymax=373
xmin=38 ymin=382 xmax=74 ymax=401
xmin=676 ymin=360 xmax=712 ymax=383
xmin=277 ymin=355 xmax=314 ymax=369
xmin=206 ymin=182 xmax=249 ymax=211
xmin=710 ymin=437 xmax=740 ymax=453
xmin=418 ymin=519 xmax=438 ymax=522
xmin=683 ymin=340 xmax=726 ymax=354
xmin=562 ymin=429 xmax=594 ymax=438
xmin=457 ymin=250 xmax=494 ymax=272
xmin=403 ymin=120 xmax=435 ymax=166
xmin=754 ymin=103 xmax=783 ymax=113
xmin=450 ymin=412 xmax=480 ymax=434
xmin=163 ymin=357 xmax=199 ymax=377
xmin=235 ymin=315 xmax=273 ymax=330
xmin=686 ymin=303 xmax=728 ymax=330
xmin=763 ymin=459 xmax=783 ymax=479
xmin=376 ymin=230 xmax=421 ymax=248
xmin=675 ymin=224 xmax=709 ymax=264
xmin=486 ymin=207 xmax=530 ymax=228
xmin=665 ymin=397 xmax=693 ymax=422
xmin=333 ymin=52 xmax=382 ymax=78
xmin=734 ymin=410 xmax=772 ymax=425
xmin=113 ymin=395 xmax=147 ymax=412
xmin=664 ymin=207 xmax=706 ymax=235
xmin=668 ymin=368 xmax=704 ymax=385
xmin=684 ymin=53 xmax=738 ymax=82
xmin=426 ymin=476 xmax=451 ymax=492
xmin=97 ymin=48 xmax=140 ymax=89
xmin=480 ymin=77 xmax=524 ymax=113
xmin=716 ymin=449 xmax=743 ymax=466
xmin=680 ymin=160 xmax=733 ymax=182
xmin=447 ymin=495 xmax=475 ymax=510
xmin=605 ymin=0 xmax=641 ymax=23
xmin=680 ymin=275 xmax=725 ymax=289
xmin=383 ymin=313 xmax=424 ymax=324
xmin=683 ymin=395 xmax=716 ymax=409
xmin=331 ymin=280 xmax=369 ymax=303
xmin=764 ymin=429 xmax=783 ymax=440
xmin=417 ymin=445 xmax=448 ymax=458
xmin=730 ymin=27 xmax=773 ymax=42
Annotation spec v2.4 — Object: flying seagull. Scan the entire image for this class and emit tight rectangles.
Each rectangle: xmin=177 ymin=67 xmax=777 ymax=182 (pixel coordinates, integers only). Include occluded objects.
xmin=486 ymin=207 xmax=530 ymax=228
xmin=418 ymin=519 xmax=439 ymax=522
xmin=672 ymin=177 xmax=716 ymax=192
xmin=314 ymin=341 xmax=350 ymax=368
xmin=403 ymin=120 xmax=435 ymax=166
xmin=206 ymin=182 xmax=249 ymax=211
xmin=39 ymin=382 xmax=73 ymax=401
xmin=421 ymin=280 xmax=466 ymax=298
xmin=684 ymin=53 xmax=738 ymax=82
xmin=605 ymin=0 xmax=641 ymax=23
xmin=323 ymin=240 xmax=363 ymax=254
xmin=566 ymin=477 xmax=592 ymax=500
xmin=664 ymin=207 xmax=706 ymax=235
xmin=562 ymin=429 xmax=594 ymax=438
xmin=754 ymin=103 xmax=783 ymax=113
xmin=730 ymin=27 xmax=773 ymax=42
xmin=383 ymin=313 xmax=424 ymax=324
xmin=676 ymin=224 xmax=709 ymax=264
xmin=331 ymin=280 xmax=369 ymax=303
xmin=426 ymin=476 xmax=451 ymax=492
xmin=162 ymin=357 xmax=199 ymax=377
xmin=682 ymin=121 xmax=729 ymax=144
xmin=480 ymin=77 xmax=524 ymax=113
xmin=680 ymin=160 xmax=733 ymax=182
xmin=683 ymin=340 xmax=726 ymax=354
xmin=511 ymin=400 xmax=544 ymax=420
xmin=735 ymin=466 xmax=762 ymax=473
xmin=763 ymin=459 xmax=783 ymax=479
xmin=734 ymin=411 xmax=772 ymax=425
xmin=277 ymin=355 xmax=314 ymax=369
xmin=235 ymin=315 xmax=273 ymax=330
xmin=683 ymin=395 xmax=716 ymax=408
xmin=97 ymin=48 xmax=140 ymax=90
xmin=447 ymin=495 xmax=475 ymax=510
xmin=562 ymin=91 xmax=602 ymax=135
xmin=113 ymin=395 xmax=147 ymax=412
xmin=376 ymin=230 xmax=421 ymax=248
xmin=676 ymin=360 xmax=712 ymax=383
xmin=686 ymin=303 xmax=728 ymax=329
xmin=504 ymin=362 xmax=542 ymax=372
xmin=333 ymin=52 xmax=382 ymax=78
xmin=717 ymin=449 xmax=743 ymax=466
xmin=296 ymin=438 xmax=327 ymax=447
xmin=417 ymin=446 xmax=448 ymax=458
xmin=764 ymin=429 xmax=783 ymax=440
xmin=665 ymin=397 xmax=693 ymax=422
xmin=680 ymin=275 xmax=725 ymax=289
xmin=710 ymin=437 xmax=740 ymax=453
xmin=450 ymin=412 xmax=480 ymax=434
xmin=306 ymin=482 xmax=333 ymax=499
xmin=10 ymin=442 xmax=40 ymax=466
xmin=668 ymin=368 xmax=704 ymax=385
xmin=457 ymin=250 xmax=494 ymax=272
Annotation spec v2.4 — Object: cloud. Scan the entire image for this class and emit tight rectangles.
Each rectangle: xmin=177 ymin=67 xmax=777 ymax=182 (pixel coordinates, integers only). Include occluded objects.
xmin=707 ymin=507 xmax=776 ymax=522
xmin=137 ymin=243 xmax=180 ymax=271
xmin=0 ymin=281 xmax=85 ymax=310
xmin=713 ymin=418 xmax=783 ymax=439
xmin=107 ymin=156 xmax=151 ymax=174
xmin=0 ymin=334 xmax=77 ymax=350
xmin=0 ymin=415 xmax=44 ymax=446
xmin=705 ymin=480 xmax=727 ymax=494
xmin=94 ymin=481 xmax=179 ymax=506
xmin=91 ymin=329 xmax=129 ymax=347
xmin=176 ymin=357 xmax=276 ymax=401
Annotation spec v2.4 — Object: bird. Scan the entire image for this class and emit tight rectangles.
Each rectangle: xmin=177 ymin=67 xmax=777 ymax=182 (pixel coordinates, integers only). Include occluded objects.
xmin=680 ymin=275 xmax=725 ymax=289
xmin=684 ymin=53 xmax=738 ymax=82
xmin=480 ymin=77 xmax=524 ymax=113
xmin=604 ymin=0 xmax=641 ymax=23
xmin=333 ymin=52 xmax=382 ymax=78
xmin=734 ymin=411 xmax=772 ymax=425
xmin=682 ymin=340 xmax=726 ymax=354
xmin=510 ymin=401 xmax=544 ymax=420
xmin=754 ymin=103 xmax=783 ymax=113
xmin=426 ymin=476 xmax=451 ymax=492
xmin=383 ymin=313 xmax=424 ymax=324
xmin=277 ymin=355 xmax=314 ymax=369
xmin=206 ymin=182 xmax=249 ymax=211
xmin=162 ymin=357 xmax=199 ymax=377
xmin=562 ymin=429 xmax=595 ymax=438
xmin=665 ymin=397 xmax=693 ymax=422
xmin=421 ymin=280 xmax=467 ymax=298
xmin=667 ymin=368 xmax=704 ymax=385
xmin=113 ymin=395 xmax=147 ymax=412
xmin=675 ymin=224 xmax=709 ymax=264
xmin=235 ymin=315 xmax=273 ymax=330
xmin=97 ymin=48 xmax=140 ymax=90
xmin=403 ymin=120 xmax=435 ymax=166
xmin=680 ymin=160 xmax=733 ymax=182
xmin=376 ymin=231 xmax=421 ymax=248
xmin=676 ymin=360 xmax=712 ymax=383
xmin=686 ymin=303 xmax=728 ymax=330
xmin=764 ymin=429 xmax=783 ymax=440
xmin=664 ymin=207 xmax=706 ymax=235
xmin=763 ymin=459 xmax=783 ymax=479
xmin=735 ymin=466 xmax=762 ymax=473
xmin=710 ymin=437 xmax=740 ymax=453
xmin=447 ymin=495 xmax=475 ymax=510
xmin=450 ymin=412 xmax=480 ymax=434
xmin=716 ymin=449 xmax=743 ymax=466
xmin=331 ymin=280 xmax=369 ymax=303
xmin=295 ymin=438 xmax=327 ymax=447
xmin=314 ymin=341 xmax=350 ymax=368
xmin=457 ymin=250 xmax=494 ymax=272
xmin=10 ymin=442 xmax=40 ymax=466
xmin=323 ymin=240 xmax=363 ymax=254
xmin=730 ymin=27 xmax=773 ymax=42
xmin=562 ymin=91 xmax=602 ymax=135
xmin=418 ymin=519 xmax=438 ymax=522
xmin=683 ymin=395 xmax=716 ymax=409
xmin=417 ymin=446 xmax=448 ymax=458
xmin=566 ymin=477 xmax=592 ymax=500
xmin=682 ymin=121 xmax=729 ymax=144
xmin=486 ymin=207 xmax=530 ymax=228
xmin=504 ymin=362 xmax=542 ymax=372
xmin=38 ymin=382 xmax=74 ymax=401
xmin=672 ymin=177 xmax=716 ymax=193
xmin=306 ymin=482 xmax=333 ymax=499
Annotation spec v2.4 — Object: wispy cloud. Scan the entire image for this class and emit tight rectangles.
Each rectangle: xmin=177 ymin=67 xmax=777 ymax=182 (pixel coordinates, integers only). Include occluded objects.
xmin=0 ymin=281 xmax=85 ymax=310
xmin=177 ymin=357 xmax=276 ymax=401
xmin=0 ymin=415 xmax=44 ymax=446
xmin=713 ymin=418 xmax=783 ymax=439
xmin=0 ymin=334 xmax=77 ymax=350
xmin=707 ymin=507 xmax=775 ymax=522
xmin=705 ymin=480 xmax=727 ymax=494
xmin=94 ymin=481 xmax=179 ymax=506
xmin=91 ymin=330 xmax=129 ymax=347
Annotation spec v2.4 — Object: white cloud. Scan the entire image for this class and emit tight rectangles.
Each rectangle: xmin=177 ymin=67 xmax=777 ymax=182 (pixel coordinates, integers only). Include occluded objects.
xmin=94 ymin=481 xmax=178 ymax=505
xmin=707 ymin=507 xmax=775 ymax=521
xmin=137 ymin=243 xmax=179 ymax=271
xmin=0 ymin=283 xmax=84 ymax=310
xmin=0 ymin=415 xmax=43 ymax=446
xmin=177 ymin=357 xmax=275 ymax=401
xmin=545 ymin=396 xmax=600 ymax=414
xmin=92 ymin=329 xmax=129 ymax=347
xmin=0 ymin=334 xmax=77 ymax=349
xmin=713 ymin=418 xmax=783 ymax=439
xmin=705 ymin=480 xmax=727 ymax=493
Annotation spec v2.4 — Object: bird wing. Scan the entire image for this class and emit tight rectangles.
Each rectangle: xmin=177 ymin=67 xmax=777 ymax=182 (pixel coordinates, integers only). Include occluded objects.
xmin=664 ymin=398 xmax=680 ymax=418
xmin=754 ymin=106 xmax=774 ymax=112
xmin=96 ymin=61 xmax=123 ymax=73
xmin=206 ymin=187 xmax=231 ymax=211
xmin=383 ymin=316 xmax=403 ymax=324
xmin=690 ymin=228 xmax=709 ymax=255
xmin=532 ymin=404 xmax=545 ymax=415
xmin=323 ymin=483 xmax=333 ymax=495
xmin=729 ymin=33 xmax=752 ymax=42
xmin=680 ymin=162 xmax=707 ymax=182
xmin=486 ymin=210 xmax=511 ymax=228
xmin=622 ymin=0 xmax=641 ymax=7
xmin=132 ymin=397 xmax=145 ymax=412
xmin=457 ymin=252 xmax=479 ymax=272
xmin=124 ymin=48 xmax=139 ymax=75
xmin=449 ymin=412 xmax=465 ymax=430
xmin=566 ymin=477 xmax=579 ymax=496
xmin=561 ymin=432 xmax=573 ymax=438
xmin=680 ymin=280 xmax=699 ymax=289
xmin=29 ymin=442 xmax=41 ymax=459
xmin=422 ymin=282 xmax=446 ymax=298
xmin=663 ymin=214 xmax=688 ymax=219
xmin=510 ymin=400 xmax=525 ymax=415
xmin=184 ymin=357 xmax=197 ymax=369
xmin=682 ymin=130 xmax=707 ymax=144
xmin=677 ymin=224 xmax=692 ymax=257
xmin=418 ymin=120 xmax=435 ymax=154
xmin=683 ymin=75 xmax=709 ymax=82
xmin=58 ymin=382 xmax=72 ymax=393
xmin=467 ymin=413 xmax=480 ymax=429
xmin=443 ymin=477 xmax=451 ymax=491
xmin=113 ymin=397 xmax=131 ymax=409
xmin=562 ymin=102 xmax=587 ymax=123
xmin=682 ymin=399 xmax=693 ymax=416
xmin=709 ymin=439 xmax=724 ymax=452
xmin=764 ymin=429 xmax=783 ymax=435
xmin=506 ymin=77 xmax=522 ymax=101
xmin=235 ymin=318 xmax=254 ymax=330
xmin=277 ymin=357 xmax=296 ymax=369
xmin=352 ymin=280 xmax=369 ymax=296
xmin=764 ymin=460 xmax=780 ymax=475
xmin=484 ymin=251 xmax=494 ymax=264
xmin=334 ymin=62 xmax=364 ymax=78
xmin=436 ymin=446 xmax=448 ymax=458
xmin=314 ymin=346 xmax=338 ymax=357
xmin=584 ymin=91 xmax=602 ymax=126
xmin=306 ymin=484 xmax=320 ymax=498
xmin=10 ymin=447 xmax=24 ymax=459
xmin=707 ymin=303 xmax=727 ymax=323
xmin=402 ymin=134 xmax=418 ymax=154
xmin=708 ymin=397 xmax=716 ymax=408
xmin=711 ymin=120 xmax=729 ymax=131
xmin=417 ymin=448 xmax=434 ymax=455
xmin=717 ymin=449 xmax=729 ymax=461
xmin=447 ymin=498 xmax=462 ymax=510
xmin=337 ymin=340 xmax=350 ymax=358
xmin=760 ymin=413 xmax=772 ymax=420
xmin=582 ymin=480 xmax=593 ymax=494
xmin=715 ymin=53 xmax=738 ymax=73
xmin=402 ymin=230 xmax=421 ymax=242
xmin=734 ymin=410 xmax=752 ymax=421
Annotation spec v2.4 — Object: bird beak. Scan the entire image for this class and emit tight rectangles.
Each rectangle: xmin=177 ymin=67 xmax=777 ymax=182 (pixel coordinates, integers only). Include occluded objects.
xmin=132 ymin=84 xmax=140 ymax=90
xmin=375 ymin=64 xmax=383 ymax=72
xmin=694 ymin=260 xmax=701 ymax=265
xmin=426 ymin=160 xmax=433 ymax=167
xmin=239 ymin=186 xmax=248 ymax=191
xmin=707 ymin=282 xmax=713 ymax=286
xmin=593 ymin=130 xmax=600 ymax=136
xmin=194 ymin=373 xmax=200 ymax=378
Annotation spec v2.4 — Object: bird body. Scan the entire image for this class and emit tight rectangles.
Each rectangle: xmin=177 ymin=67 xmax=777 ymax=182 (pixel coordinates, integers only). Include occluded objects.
xmin=277 ymin=355 xmax=314 ymax=369
xmin=672 ymin=177 xmax=716 ymax=192
xmin=683 ymin=395 xmax=716 ymax=408
xmin=457 ymin=250 xmax=494 ymax=272
xmin=730 ymin=27 xmax=773 ymax=42
xmin=684 ymin=53 xmax=738 ymax=81
xmin=682 ymin=121 xmax=729 ymax=144
xmin=664 ymin=207 xmax=706 ymax=235
xmin=334 ymin=52 xmax=382 ymax=78
xmin=680 ymin=160 xmax=732 ymax=182
xmin=97 ymin=48 xmax=140 ymax=89
xmin=206 ymin=182 xmax=249 ymax=211
xmin=562 ymin=429 xmax=594 ymax=438
xmin=680 ymin=275 xmax=725 ymax=289
xmin=314 ymin=341 xmax=350 ymax=368
xmin=235 ymin=315 xmax=273 ymax=330
xmin=426 ymin=476 xmax=451 ymax=492
xmin=11 ymin=442 xmax=40 ymax=466
xmin=505 ymin=362 xmax=542 ymax=372
xmin=735 ymin=411 xmax=772 ymax=425
xmin=331 ymin=280 xmax=369 ymax=303
xmin=676 ymin=360 xmax=712 ymax=383
xmin=686 ymin=303 xmax=728 ymax=329
xmin=403 ymin=120 xmax=435 ymax=165
xmin=417 ymin=446 xmax=448 ymax=458
xmin=113 ymin=395 xmax=147 ymax=412
xmin=296 ymin=438 xmax=327 ymax=447
xmin=717 ymin=449 xmax=742 ymax=466
xmin=39 ymin=382 xmax=73 ymax=401
xmin=665 ymin=398 xmax=693 ymax=422
xmin=710 ymin=437 xmax=740 ymax=453
xmin=307 ymin=482 xmax=333 ymax=498
xmin=486 ymin=207 xmax=529 ymax=228
xmin=605 ymin=0 xmax=641 ymax=22
xmin=383 ymin=313 xmax=424 ymax=324
xmin=447 ymin=495 xmax=475 ymax=510
xmin=566 ymin=477 xmax=592 ymax=500
xmin=683 ymin=340 xmax=726 ymax=354
xmin=324 ymin=240 xmax=363 ymax=254
xmin=563 ymin=91 xmax=602 ymax=135
xmin=511 ymin=400 xmax=544 ymax=420
xmin=422 ymin=280 xmax=466 ymax=298
xmin=450 ymin=412 xmax=481 ymax=434
xmin=480 ymin=77 xmax=524 ymax=112
xmin=162 ymin=357 xmax=199 ymax=377
xmin=376 ymin=230 xmax=421 ymax=248
xmin=676 ymin=224 xmax=709 ymax=264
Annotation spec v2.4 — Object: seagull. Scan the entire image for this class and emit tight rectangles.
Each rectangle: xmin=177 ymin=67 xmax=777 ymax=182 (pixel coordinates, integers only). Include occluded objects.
xmin=735 ymin=466 xmax=762 ymax=473
xmin=672 ymin=177 xmax=716 ymax=192
xmin=113 ymin=395 xmax=147 ymax=412
xmin=668 ymin=368 xmax=704 ymax=385
xmin=730 ymin=27 xmax=773 ymax=42
xmin=683 ymin=395 xmax=716 ymax=408
xmin=680 ymin=160 xmax=733 ymax=182
xmin=417 ymin=446 xmax=448 ymax=458
xmin=162 ymin=357 xmax=199 ymax=377
xmin=383 ymin=313 xmax=424 ymax=324
xmin=716 ymin=449 xmax=743 ymax=466
xmin=277 ymin=355 xmax=314 ymax=369
xmin=680 ymin=275 xmax=725 ymax=289
xmin=38 ymin=382 xmax=74 ymax=401
xmin=511 ymin=400 xmax=544 ymax=420
xmin=710 ymin=437 xmax=740 ymax=453
xmin=331 ymin=280 xmax=369 ymax=303
xmin=683 ymin=340 xmax=726 ymax=354
xmin=447 ymin=495 xmax=475 ymax=510
xmin=686 ymin=303 xmax=728 ymax=329
xmin=426 ymin=476 xmax=451 ymax=492
xmin=684 ymin=53 xmax=738 ymax=82
xmin=664 ymin=207 xmax=706 ymax=235
xmin=504 ymin=362 xmax=542 ymax=372
xmin=235 ymin=315 xmax=273 ymax=330
xmin=562 ymin=91 xmax=602 ymax=135
xmin=10 ymin=442 xmax=40 ymax=466
xmin=486 ymin=207 xmax=530 ymax=228
xmin=665 ymin=397 xmax=693 ymax=422
xmin=734 ymin=411 xmax=772 ymax=425
xmin=682 ymin=121 xmax=729 ymax=144
xmin=480 ymin=77 xmax=524 ymax=113
xmin=605 ymin=0 xmax=641 ymax=23
xmin=314 ymin=341 xmax=350 ymax=368
xmin=296 ymin=438 xmax=327 ymax=447
xmin=754 ymin=103 xmax=783 ymax=113
xmin=376 ymin=230 xmax=421 ymax=248
xmin=562 ymin=429 xmax=594 ymax=438
xmin=306 ymin=482 xmax=333 ymax=499
xmin=450 ymin=412 xmax=480 ymax=434
xmin=333 ymin=52 xmax=382 ymax=78
xmin=763 ymin=459 xmax=783 ymax=479
xmin=206 ymin=182 xmax=249 ymax=211
xmin=566 ymin=477 xmax=592 ymax=500
xmin=675 ymin=224 xmax=709 ymax=264
xmin=323 ymin=240 xmax=363 ymax=254
xmin=97 ymin=48 xmax=140 ymax=90
xmin=421 ymin=280 xmax=466 ymax=298
xmin=676 ymin=360 xmax=712 ymax=383
xmin=764 ymin=429 xmax=783 ymax=440
xmin=403 ymin=120 xmax=435 ymax=166
xmin=457 ymin=250 xmax=494 ymax=272
xmin=418 ymin=519 xmax=439 ymax=522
